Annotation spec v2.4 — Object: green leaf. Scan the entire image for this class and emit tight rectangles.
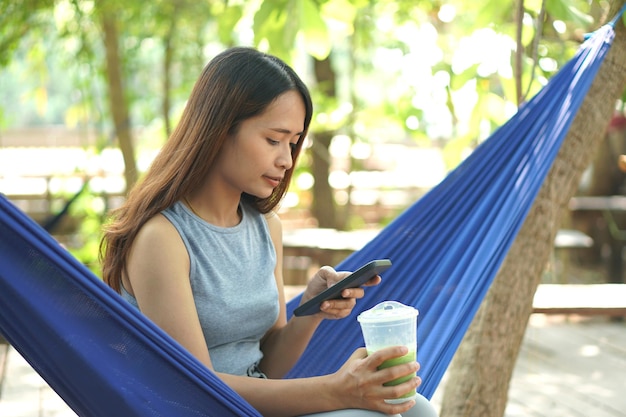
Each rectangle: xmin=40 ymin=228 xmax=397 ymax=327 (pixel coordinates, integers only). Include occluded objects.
xmin=483 ymin=91 xmax=509 ymax=125
xmin=299 ymin=0 xmax=331 ymax=60
xmin=321 ymin=0 xmax=357 ymax=27
xmin=474 ymin=0 xmax=514 ymax=29
xmin=524 ymin=0 xmax=544 ymax=12
xmin=253 ymin=0 xmax=300 ymax=60
xmin=545 ymin=0 xmax=593 ymax=27
xmin=253 ymin=0 xmax=288 ymax=47
xmin=217 ymin=5 xmax=243 ymax=45
xmin=450 ymin=64 xmax=479 ymax=90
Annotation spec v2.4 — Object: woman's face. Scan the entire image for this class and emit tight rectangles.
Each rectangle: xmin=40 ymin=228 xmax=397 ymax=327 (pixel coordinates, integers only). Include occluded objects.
xmin=214 ymin=90 xmax=306 ymax=199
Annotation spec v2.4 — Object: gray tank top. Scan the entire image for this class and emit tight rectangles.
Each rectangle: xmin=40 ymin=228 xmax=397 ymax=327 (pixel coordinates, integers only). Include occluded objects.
xmin=121 ymin=200 xmax=279 ymax=375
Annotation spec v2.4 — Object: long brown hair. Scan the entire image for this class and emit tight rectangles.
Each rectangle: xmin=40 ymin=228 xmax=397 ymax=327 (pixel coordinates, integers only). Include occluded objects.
xmin=100 ymin=47 xmax=313 ymax=292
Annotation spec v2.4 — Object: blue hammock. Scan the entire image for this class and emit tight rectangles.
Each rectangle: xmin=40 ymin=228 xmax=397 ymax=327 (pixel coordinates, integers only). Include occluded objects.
xmin=0 ymin=17 xmax=620 ymax=417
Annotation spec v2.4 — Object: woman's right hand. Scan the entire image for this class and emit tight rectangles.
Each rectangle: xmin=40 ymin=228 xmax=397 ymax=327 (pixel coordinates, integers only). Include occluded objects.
xmin=332 ymin=346 xmax=421 ymax=414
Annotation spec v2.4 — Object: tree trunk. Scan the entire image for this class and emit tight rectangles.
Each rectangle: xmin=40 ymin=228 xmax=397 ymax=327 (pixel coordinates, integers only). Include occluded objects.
xmin=311 ymin=56 xmax=338 ymax=229
xmin=162 ymin=31 xmax=174 ymax=139
xmin=161 ymin=1 xmax=181 ymax=139
xmin=440 ymin=4 xmax=626 ymax=416
xmin=100 ymin=9 xmax=138 ymax=193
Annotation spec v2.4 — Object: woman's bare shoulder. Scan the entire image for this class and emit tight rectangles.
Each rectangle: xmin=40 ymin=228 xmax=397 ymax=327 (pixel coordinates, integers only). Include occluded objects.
xmin=132 ymin=213 xmax=187 ymax=260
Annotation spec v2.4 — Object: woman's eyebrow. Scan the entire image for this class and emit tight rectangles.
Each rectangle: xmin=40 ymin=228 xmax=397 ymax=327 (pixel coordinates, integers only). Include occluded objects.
xmin=270 ymin=127 xmax=304 ymax=136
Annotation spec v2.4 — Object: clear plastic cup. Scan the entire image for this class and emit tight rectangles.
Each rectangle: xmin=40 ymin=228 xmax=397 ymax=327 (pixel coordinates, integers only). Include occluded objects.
xmin=357 ymin=301 xmax=419 ymax=404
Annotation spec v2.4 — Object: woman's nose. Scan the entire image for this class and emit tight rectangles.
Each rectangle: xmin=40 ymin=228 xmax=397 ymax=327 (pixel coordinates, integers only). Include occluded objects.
xmin=277 ymin=143 xmax=293 ymax=170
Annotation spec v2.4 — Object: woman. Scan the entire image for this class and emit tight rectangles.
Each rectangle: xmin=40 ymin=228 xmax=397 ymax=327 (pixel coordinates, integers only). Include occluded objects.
xmin=101 ymin=47 xmax=437 ymax=417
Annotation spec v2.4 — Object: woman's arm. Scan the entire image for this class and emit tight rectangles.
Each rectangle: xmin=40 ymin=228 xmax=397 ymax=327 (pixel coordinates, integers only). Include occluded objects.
xmin=126 ymin=214 xmax=419 ymax=416
xmin=257 ymin=212 xmax=324 ymax=377
xmin=218 ymin=346 xmax=420 ymax=417
xmin=258 ymin=212 xmax=379 ymax=378
xmin=125 ymin=214 xmax=214 ymax=367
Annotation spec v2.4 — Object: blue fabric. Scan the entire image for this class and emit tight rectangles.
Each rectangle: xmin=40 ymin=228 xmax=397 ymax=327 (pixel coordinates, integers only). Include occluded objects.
xmin=285 ymin=23 xmax=617 ymax=399
xmin=0 ymin=199 xmax=260 ymax=416
xmin=0 ymin=21 xmax=618 ymax=417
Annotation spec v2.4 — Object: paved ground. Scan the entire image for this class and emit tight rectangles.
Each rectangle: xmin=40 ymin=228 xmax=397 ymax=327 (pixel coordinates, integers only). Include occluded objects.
xmin=504 ymin=315 xmax=626 ymax=417
xmin=1 ymin=314 xmax=625 ymax=416
xmin=0 ymin=343 xmax=75 ymax=417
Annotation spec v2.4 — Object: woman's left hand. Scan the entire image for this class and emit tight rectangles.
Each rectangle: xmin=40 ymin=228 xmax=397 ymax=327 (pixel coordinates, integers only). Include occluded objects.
xmin=301 ymin=266 xmax=382 ymax=319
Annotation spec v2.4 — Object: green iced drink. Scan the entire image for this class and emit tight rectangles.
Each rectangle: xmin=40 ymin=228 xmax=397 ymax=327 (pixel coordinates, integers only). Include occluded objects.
xmin=369 ymin=349 xmax=417 ymax=397
xmin=358 ymin=301 xmax=419 ymax=403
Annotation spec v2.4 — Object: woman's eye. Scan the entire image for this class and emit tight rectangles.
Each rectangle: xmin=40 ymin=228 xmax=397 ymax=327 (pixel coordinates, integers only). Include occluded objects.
xmin=290 ymin=142 xmax=298 ymax=152
xmin=267 ymin=138 xmax=279 ymax=145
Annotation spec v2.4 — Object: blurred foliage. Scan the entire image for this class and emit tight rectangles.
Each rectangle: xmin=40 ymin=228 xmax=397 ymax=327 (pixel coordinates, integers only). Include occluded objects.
xmin=67 ymin=191 xmax=107 ymax=276
xmin=0 ymin=0 xmax=620 ymax=273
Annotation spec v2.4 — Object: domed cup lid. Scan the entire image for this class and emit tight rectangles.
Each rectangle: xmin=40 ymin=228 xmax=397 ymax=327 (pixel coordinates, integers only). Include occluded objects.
xmin=357 ymin=301 xmax=419 ymax=324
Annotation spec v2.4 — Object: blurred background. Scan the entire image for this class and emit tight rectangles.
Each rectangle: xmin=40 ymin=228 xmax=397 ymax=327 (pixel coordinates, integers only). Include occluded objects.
xmin=1 ymin=0 xmax=625 ymax=284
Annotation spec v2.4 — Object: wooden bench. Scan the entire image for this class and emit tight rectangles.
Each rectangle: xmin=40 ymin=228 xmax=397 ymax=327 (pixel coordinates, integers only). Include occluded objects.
xmin=284 ymin=284 xmax=626 ymax=317
xmin=553 ymin=229 xmax=593 ymax=249
xmin=532 ymin=284 xmax=626 ymax=316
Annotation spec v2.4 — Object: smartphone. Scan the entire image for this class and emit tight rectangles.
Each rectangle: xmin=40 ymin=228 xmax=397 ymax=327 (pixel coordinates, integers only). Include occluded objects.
xmin=293 ymin=259 xmax=392 ymax=317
